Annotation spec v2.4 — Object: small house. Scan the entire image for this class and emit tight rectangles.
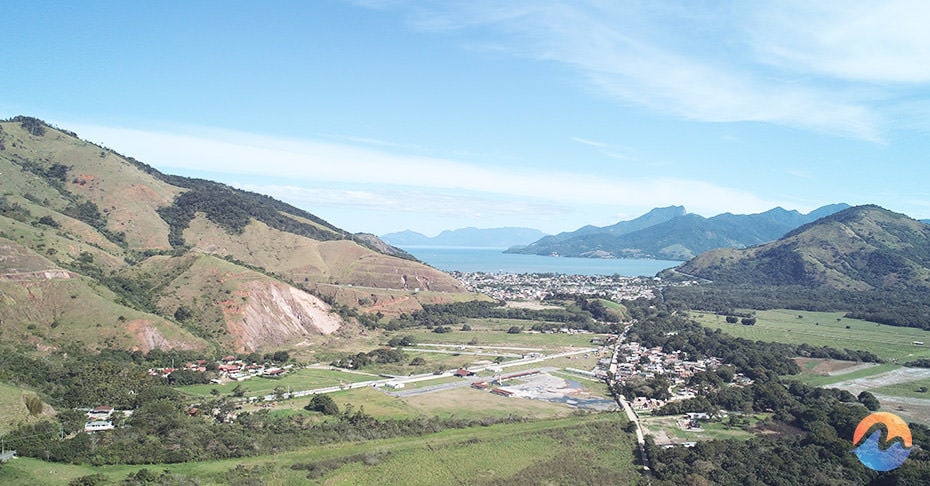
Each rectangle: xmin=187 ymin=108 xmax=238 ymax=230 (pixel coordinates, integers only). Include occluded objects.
xmin=84 ymin=421 xmax=115 ymax=432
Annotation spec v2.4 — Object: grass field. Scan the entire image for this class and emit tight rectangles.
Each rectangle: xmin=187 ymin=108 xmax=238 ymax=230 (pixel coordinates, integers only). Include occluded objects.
xmin=396 ymin=326 xmax=600 ymax=349
xmin=640 ymin=413 xmax=761 ymax=444
xmin=693 ymin=309 xmax=930 ymax=363
xmin=176 ymin=367 xmax=379 ymax=398
xmin=0 ymin=414 xmax=641 ymax=486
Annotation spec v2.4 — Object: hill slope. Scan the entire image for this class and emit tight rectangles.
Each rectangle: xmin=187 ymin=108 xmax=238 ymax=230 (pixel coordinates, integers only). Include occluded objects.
xmin=0 ymin=116 xmax=466 ymax=353
xmin=675 ymin=205 xmax=930 ymax=291
xmin=509 ymin=204 xmax=849 ymax=260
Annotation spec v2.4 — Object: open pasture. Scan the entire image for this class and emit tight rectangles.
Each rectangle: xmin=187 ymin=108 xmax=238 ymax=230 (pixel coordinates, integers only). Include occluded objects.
xmin=176 ymin=367 xmax=378 ymax=398
xmin=0 ymin=415 xmax=639 ymax=486
xmin=693 ymin=309 xmax=930 ymax=363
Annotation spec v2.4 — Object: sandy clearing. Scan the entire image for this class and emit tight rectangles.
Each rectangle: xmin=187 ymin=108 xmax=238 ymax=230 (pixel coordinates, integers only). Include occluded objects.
xmin=827 ymin=367 xmax=930 ymax=394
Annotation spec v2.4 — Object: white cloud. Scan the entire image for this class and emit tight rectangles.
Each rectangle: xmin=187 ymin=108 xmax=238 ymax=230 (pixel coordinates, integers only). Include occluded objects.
xmin=68 ymin=122 xmax=785 ymax=219
xmin=359 ymin=1 xmax=930 ymax=141
xmin=749 ymin=0 xmax=930 ymax=83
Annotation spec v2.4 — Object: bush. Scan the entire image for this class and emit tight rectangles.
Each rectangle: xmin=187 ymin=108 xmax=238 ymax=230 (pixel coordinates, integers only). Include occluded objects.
xmin=305 ymin=394 xmax=340 ymax=415
xmin=37 ymin=215 xmax=60 ymax=228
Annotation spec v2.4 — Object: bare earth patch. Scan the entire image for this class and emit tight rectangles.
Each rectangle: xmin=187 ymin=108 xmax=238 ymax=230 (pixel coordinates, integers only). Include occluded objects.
xmin=224 ymin=280 xmax=342 ymax=352
xmin=794 ymin=358 xmax=877 ymax=376
xmin=825 ymin=367 xmax=930 ymax=424
xmin=827 ymin=367 xmax=930 ymax=394
xmin=125 ymin=319 xmax=199 ymax=353
xmin=505 ymin=301 xmax=562 ymax=310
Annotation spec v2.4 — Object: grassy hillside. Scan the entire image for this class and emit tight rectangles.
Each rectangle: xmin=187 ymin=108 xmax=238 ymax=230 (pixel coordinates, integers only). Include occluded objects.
xmin=0 ymin=415 xmax=639 ymax=486
xmin=0 ymin=237 xmax=209 ymax=353
xmin=677 ymin=205 xmax=930 ymax=290
xmin=0 ymin=116 xmax=470 ymax=354
xmin=0 ymin=381 xmax=54 ymax=435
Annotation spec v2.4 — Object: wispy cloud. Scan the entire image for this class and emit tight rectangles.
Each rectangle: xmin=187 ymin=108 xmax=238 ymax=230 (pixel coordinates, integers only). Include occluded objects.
xmin=68 ymin=122 xmax=785 ymax=218
xmin=361 ymin=1 xmax=930 ymax=142
xmin=748 ymin=0 xmax=930 ymax=83
xmin=571 ymin=136 xmax=635 ymax=160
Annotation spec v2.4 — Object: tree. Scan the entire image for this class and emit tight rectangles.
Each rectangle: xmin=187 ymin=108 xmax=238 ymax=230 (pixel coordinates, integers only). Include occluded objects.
xmin=305 ymin=394 xmax=340 ymax=415
xmin=858 ymin=391 xmax=881 ymax=411
xmin=409 ymin=357 xmax=426 ymax=366
xmin=173 ymin=306 xmax=193 ymax=322
xmin=23 ymin=394 xmax=43 ymax=416
xmin=37 ymin=215 xmax=60 ymax=228
xmin=507 ymin=326 xmax=522 ymax=334
xmin=725 ymin=316 xmax=739 ymax=324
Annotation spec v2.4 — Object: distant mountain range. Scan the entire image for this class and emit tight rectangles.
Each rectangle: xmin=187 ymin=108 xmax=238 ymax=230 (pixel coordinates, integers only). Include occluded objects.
xmin=382 ymin=227 xmax=548 ymax=249
xmin=506 ymin=204 xmax=851 ymax=261
xmin=674 ymin=205 xmax=930 ymax=291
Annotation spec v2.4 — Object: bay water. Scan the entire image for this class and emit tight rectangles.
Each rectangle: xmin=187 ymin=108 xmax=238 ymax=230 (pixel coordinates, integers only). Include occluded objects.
xmin=400 ymin=246 xmax=679 ymax=276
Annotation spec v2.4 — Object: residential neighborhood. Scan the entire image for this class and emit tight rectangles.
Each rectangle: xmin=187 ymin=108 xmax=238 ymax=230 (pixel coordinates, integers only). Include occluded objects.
xmin=452 ymin=271 xmax=661 ymax=302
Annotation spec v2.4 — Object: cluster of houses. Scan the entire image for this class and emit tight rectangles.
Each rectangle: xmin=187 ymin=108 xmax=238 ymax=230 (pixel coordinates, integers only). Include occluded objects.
xmin=453 ymin=272 xmax=659 ymax=302
xmin=605 ymin=341 xmax=740 ymax=411
xmin=147 ymin=359 xmax=209 ymax=378
xmin=83 ymin=405 xmax=123 ymax=433
xmin=147 ymin=355 xmax=289 ymax=383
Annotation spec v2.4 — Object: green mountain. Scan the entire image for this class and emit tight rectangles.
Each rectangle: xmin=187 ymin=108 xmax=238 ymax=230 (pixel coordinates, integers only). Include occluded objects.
xmin=508 ymin=204 xmax=849 ymax=260
xmin=675 ymin=205 xmax=930 ymax=290
xmin=0 ymin=116 xmax=467 ymax=354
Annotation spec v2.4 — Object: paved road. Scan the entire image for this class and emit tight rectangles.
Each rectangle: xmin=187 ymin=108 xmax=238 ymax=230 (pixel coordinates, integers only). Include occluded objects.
xmin=606 ymin=332 xmax=651 ymax=472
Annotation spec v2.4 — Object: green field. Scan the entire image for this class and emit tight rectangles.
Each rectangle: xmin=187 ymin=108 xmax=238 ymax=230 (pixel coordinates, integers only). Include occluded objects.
xmin=0 ymin=414 xmax=641 ymax=485
xmin=693 ymin=309 xmax=930 ymax=363
xmin=640 ymin=412 xmax=763 ymax=444
xmin=396 ymin=325 xmax=601 ymax=349
xmin=176 ymin=367 xmax=379 ymax=398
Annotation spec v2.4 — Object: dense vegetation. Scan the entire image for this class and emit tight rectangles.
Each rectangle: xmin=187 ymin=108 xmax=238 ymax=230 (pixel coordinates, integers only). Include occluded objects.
xmin=155 ymin=180 xmax=346 ymax=248
xmin=621 ymin=299 xmax=928 ymax=485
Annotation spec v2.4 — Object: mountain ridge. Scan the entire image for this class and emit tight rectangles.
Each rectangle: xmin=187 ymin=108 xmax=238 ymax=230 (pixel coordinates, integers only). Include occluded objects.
xmin=507 ymin=204 xmax=850 ymax=260
xmin=0 ymin=116 xmax=466 ymax=354
xmin=674 ymin=205 xmax=930 ymax=291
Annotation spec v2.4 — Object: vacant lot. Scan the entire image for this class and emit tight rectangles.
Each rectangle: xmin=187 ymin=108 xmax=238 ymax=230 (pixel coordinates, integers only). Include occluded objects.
xmin=639 ymin=413 xmax=759 ymax=445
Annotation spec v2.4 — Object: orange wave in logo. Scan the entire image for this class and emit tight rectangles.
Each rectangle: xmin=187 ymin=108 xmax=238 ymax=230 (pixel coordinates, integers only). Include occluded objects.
xmin=853 ymin=412 xmax=912 ymax=447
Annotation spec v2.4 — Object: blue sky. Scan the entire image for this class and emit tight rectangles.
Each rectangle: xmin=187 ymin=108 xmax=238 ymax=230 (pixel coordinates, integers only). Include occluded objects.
xmin=3 ymin=1 xmax=930 ymax=236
